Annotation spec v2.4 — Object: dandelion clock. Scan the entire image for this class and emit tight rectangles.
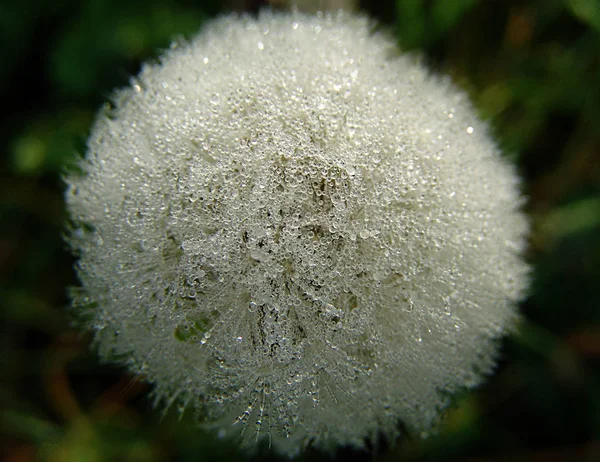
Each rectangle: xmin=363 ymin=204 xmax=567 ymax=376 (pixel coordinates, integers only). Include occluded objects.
xmin=65 ymin=10 xmax=530 ymax=456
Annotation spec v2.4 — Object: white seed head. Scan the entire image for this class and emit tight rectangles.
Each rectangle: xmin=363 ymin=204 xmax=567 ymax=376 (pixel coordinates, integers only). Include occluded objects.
xmin=66 ymin=10 xmax=530 ymax=455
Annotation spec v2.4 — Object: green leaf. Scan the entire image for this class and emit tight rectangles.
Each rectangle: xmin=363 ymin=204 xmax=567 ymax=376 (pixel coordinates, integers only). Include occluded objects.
xmin=567 ymin=0 xmax=600 ymax=31
xmin=396 ymin=0 xmax=427 ymax=49
xmin=397 ymin=0 xmax=480 ymax=48
xmin=431 ymin=0 xmax=479 ymax=35
xmin=1 ymin=410 xmax=61 ymax=444
xmin=538 ymin=197 xmax=600 ymax=245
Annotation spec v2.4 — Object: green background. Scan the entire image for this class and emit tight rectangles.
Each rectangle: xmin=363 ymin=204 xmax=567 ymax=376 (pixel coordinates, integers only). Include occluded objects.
xmin=1 ymin=0 xmax=599 ymax=460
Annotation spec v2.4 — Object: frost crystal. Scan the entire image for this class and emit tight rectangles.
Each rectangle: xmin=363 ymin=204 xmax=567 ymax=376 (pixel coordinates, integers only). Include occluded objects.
xmin=66 ymin=10 xmax=530 ymax=455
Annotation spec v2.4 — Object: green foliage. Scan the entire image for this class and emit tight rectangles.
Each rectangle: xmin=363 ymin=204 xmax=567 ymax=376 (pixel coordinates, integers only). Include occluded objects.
xmin=567 ymin=0 xmax=600 ymax=31
xmin=396 ymin=0 xmax=479 ymax=48
xmin=51 ymin=0 xmax=209 ymax=98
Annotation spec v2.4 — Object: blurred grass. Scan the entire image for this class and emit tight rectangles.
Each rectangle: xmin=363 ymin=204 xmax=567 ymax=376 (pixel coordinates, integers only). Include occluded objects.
xmin=1 ymin=0 xmax=599 ymax=461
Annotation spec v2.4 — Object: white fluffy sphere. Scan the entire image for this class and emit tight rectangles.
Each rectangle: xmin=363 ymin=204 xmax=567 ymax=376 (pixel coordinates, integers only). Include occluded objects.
xmin=66 ymin=10 xmax=530 ymax=455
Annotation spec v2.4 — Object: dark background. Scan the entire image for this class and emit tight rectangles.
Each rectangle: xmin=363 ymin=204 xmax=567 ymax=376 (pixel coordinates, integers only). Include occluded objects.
xmin=1 ymin=0 xmax=599 ymax=461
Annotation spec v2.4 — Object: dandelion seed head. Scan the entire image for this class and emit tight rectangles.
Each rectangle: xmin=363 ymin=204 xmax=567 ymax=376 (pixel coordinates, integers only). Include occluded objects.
xmin=66 ymin=10 xmax=530 ymax=455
